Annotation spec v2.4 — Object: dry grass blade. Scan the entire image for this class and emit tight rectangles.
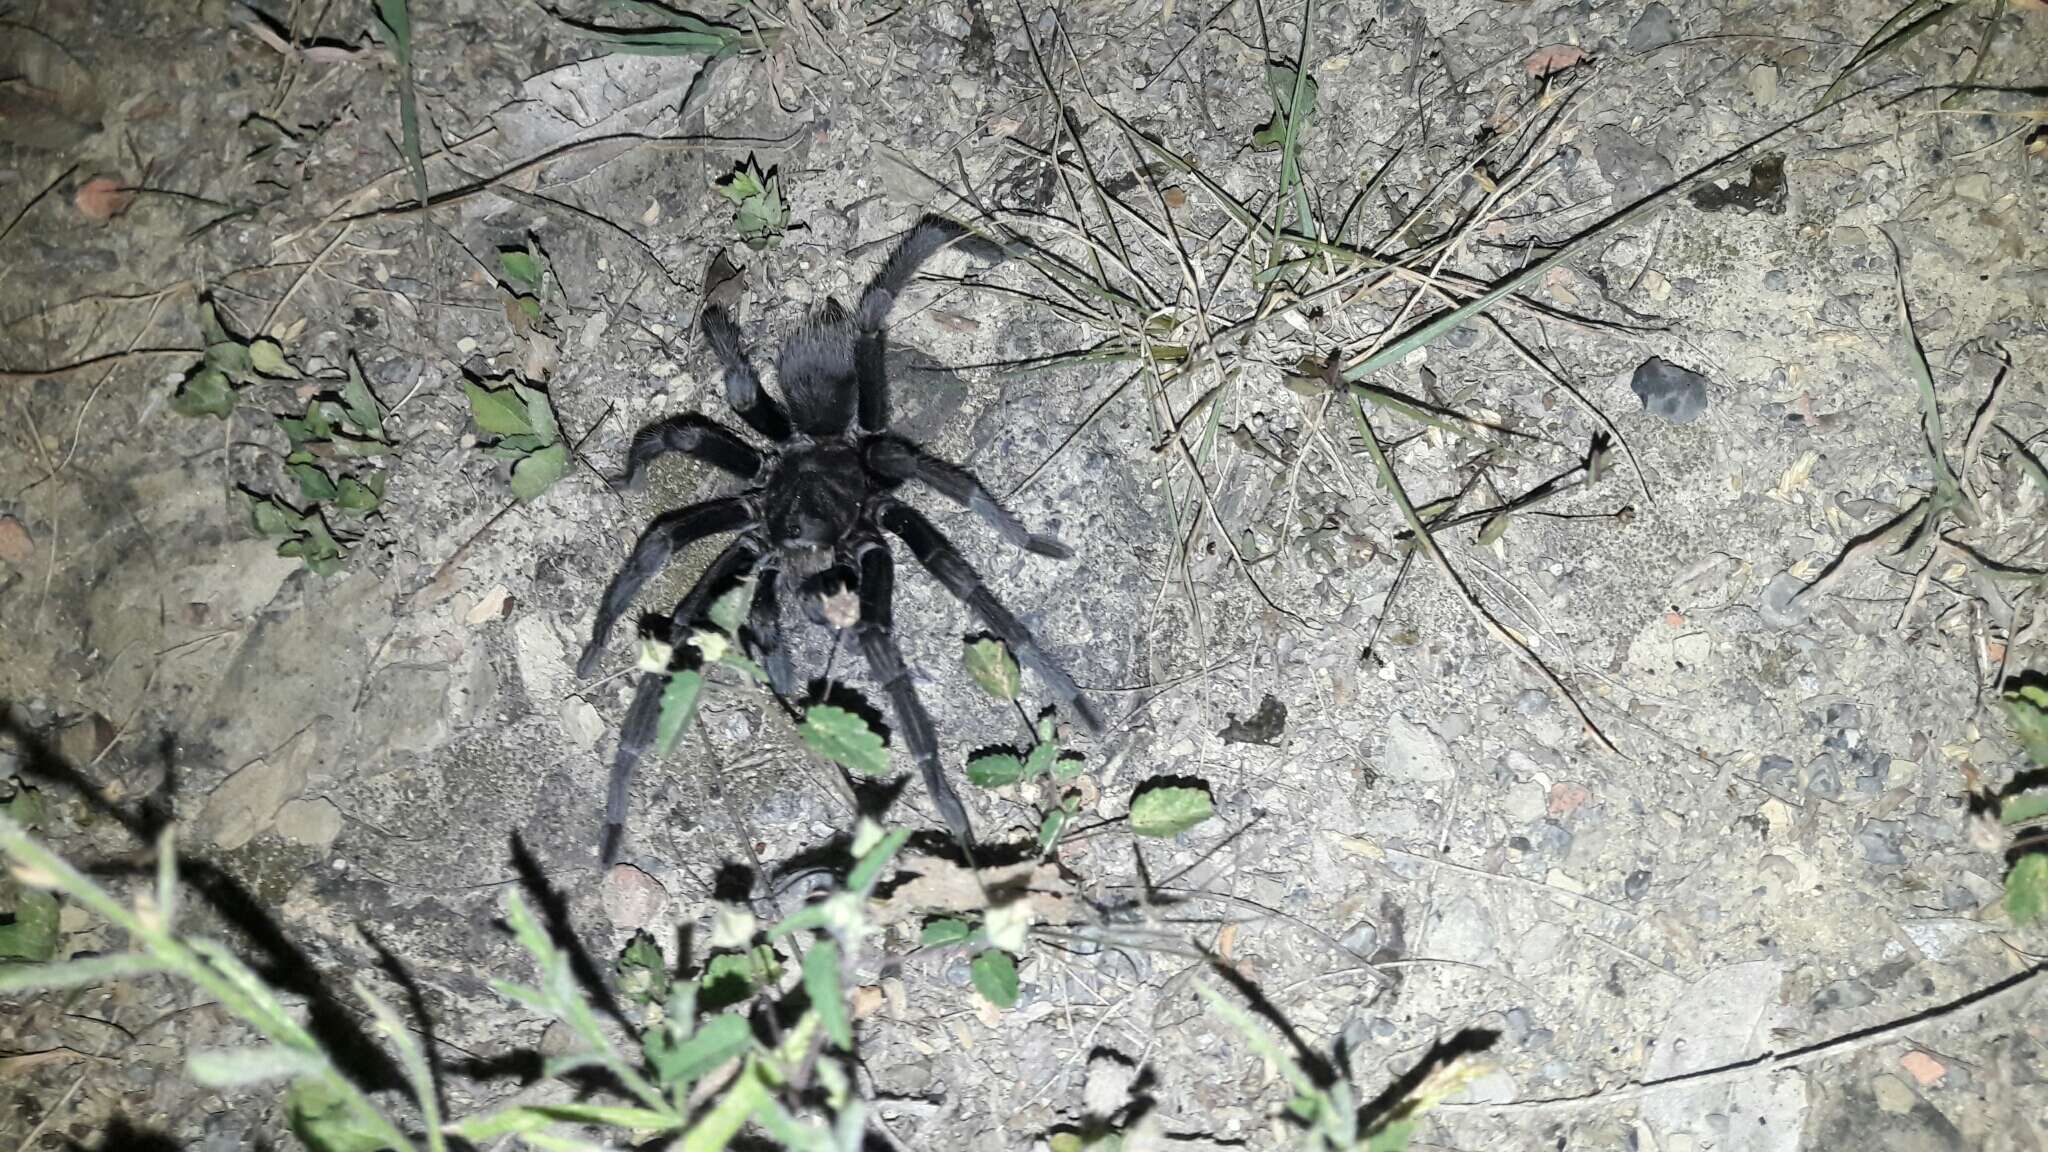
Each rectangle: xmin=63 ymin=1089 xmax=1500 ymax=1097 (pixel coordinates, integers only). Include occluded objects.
xmin=375 ymin=0 xmax=428 ymax=208
xmin=1820 ymin=0 xmax=1962 ymax=108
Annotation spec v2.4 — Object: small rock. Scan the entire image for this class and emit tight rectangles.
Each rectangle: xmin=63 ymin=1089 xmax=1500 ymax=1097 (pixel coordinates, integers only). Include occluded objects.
xmin=466 ymin=585 xmax=511 ymax=625
xmin=56 ymin=713 xmax=116 ymax=766
xmin=1759 ymin=572 xmax=1811 ymax=629
xmin=1503 ymin=780 xmax=1547 ymax=822
xmin=275 ymin=797 xmax=343 ymax=847
xmin=0 ymin=515 xmax=33 ymax=566
xmin=201 ymin=753 xmax=309 ymax=850
xmin=1427 ymin=894 xmax=1498 ymax=964
xmin=1811 ymin=978 xmax=1876 ymax=1013
xmin=1871 ymin=1073 xmax=1915 ymax=1114
xmin=1629 ymin=357 xmax=1710 ymax=423
xmin=1899 ymin=1051 xmax=1945 ymax=1086
xmin=1547 ymin=782 xmax=1592 ymax=818
xmin=1804 ymin=757 xmax=1842 ymax=798
xmin=560 ymin=698 xmax=604 ymax=749
xmin=602 ymin=864 xmax=670 ymax=931
xmin=1858 ymin=821 xmax=1907 ymax=867
xmin=539 ymin=1020 xmax=578 ymax=1058
xmin=1625 ymin=869 xmax=1652 ymax=901
xmin=1626 ymin=3 xmax=1680 ymax=50
xmin=1380 ymin=717 xmax=1457 ymax=783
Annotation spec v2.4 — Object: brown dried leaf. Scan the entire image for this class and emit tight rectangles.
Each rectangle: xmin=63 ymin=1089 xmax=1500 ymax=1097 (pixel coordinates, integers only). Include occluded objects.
xmin=870 ymin=855 xmax=1079 ymax=927
xmin=0 ymin=516 xmax=33 ymax=566
xmin=74 ymin=176 xmax=134 ymax=221
xmin=1524 ymin=44 xmax=1589 ymax=79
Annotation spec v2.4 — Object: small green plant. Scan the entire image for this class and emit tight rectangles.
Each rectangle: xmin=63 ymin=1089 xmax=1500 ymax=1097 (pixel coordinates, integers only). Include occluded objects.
xmin=0 ymin=807 xmax=920 ymax=1151
xmin=960 ymin=638 xmax=1093 ymax=855
xmin=172 ymin=299 xmax=297 ymax=418
xmin=242 ymin=357 xmax=393 ymax=575
xmin=1984 ymin=681 xmax=2048 ymax=927
xmin=714 ymin=156 xmax=791 ymax=250
xmin=462 ymin=372 xmax=569 ymax=502
xmin=497 ymin=237 xmax=552 ymax=329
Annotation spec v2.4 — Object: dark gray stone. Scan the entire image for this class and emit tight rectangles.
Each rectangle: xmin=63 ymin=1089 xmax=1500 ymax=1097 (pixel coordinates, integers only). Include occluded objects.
xmin=1629 ymin=357 xmax=1711 ymax=423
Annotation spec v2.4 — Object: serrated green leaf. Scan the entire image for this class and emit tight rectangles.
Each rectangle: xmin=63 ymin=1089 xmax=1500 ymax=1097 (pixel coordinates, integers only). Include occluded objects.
xmin=970 ymin=949 xmax=1019 ymax=1008
xmin=0 ymin=952 xmax=163 ymax=995
xmin=1129 ymin=785 xmax=1213 ymax=838
xmin=2003 ymin=791 xmax=2048 ymax=826
xmin=464 ymin=379 xmax=536 ymax=436
xmin=700 ymin=947 xmax=777 ymax=1010
xmin=2003 ymin=685 xmax=2048 ymax=767
xmin=714 ymin=167 xmax=766 ymax=205
xmin=500 ymin=248 xmax=543 ymax=292
xmin=616 ymin=930 xmax=670 ymax=1007
xmin=172 ymin=368 xmax=235 ymax=418
xmin=1024 ymin=739 xmax=1058 ymax=780
xmin=2008 ymin=853 xmax=2048 ymax=927
xmin=802 ymin=939 xmax=852 ymax=1050
xmin=0 ymin=889 xmax=59 ymax=961
xmin=800 ymin=706 xmax=889 ymax=776
xmin=646 ymin=1011 xmax=751 ymax=1088
xmin=187 ymin=1045 xmax=326 ymax=1087
xmin=287 ymin=1076 xmax=390 ymax=1152
xmin=510 ymin=442 xmax=569 ymax=502
xmin=920 ymin=918 xmax=972 ymax=948
xmin=288 ymin=461 xmax=339 ymax=504
xmin=966 ymin=752 xmax=1027 ymax=788
xmin=708 ymin=579 xmax=752 ymax=637
xmin=248 ymin=338 xmax=299 ymax=379
xmin=963 ymin=638 xmax=1021 ymax=701
xmin=654 ymin=670 xmax=704 ymax=758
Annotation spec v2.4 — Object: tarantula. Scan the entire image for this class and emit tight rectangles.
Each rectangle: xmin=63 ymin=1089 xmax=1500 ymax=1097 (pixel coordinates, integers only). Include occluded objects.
xmin=578 ymin=216 xmax=1102 ymax=865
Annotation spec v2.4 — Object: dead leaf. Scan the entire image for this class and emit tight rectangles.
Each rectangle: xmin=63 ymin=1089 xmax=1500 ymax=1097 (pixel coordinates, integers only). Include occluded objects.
xmin=74 ymin=176 xmax=134 ymax=221
xmin=871 ymin=855 xmax=1078 ymax=927
xmin=0 ymin=516 xmax=33 ymax=566
xmin=1524 ymin=44 xmax=1589 ymax=79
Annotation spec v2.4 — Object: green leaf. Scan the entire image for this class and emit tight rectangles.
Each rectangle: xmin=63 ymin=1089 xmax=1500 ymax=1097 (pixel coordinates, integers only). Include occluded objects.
xmin=1024 ymin=739 xmax=1059 ymax=781
xmin=646 ymin=1011 xmax=751 ymax=1088
xmin=966 ymin=752 xmax=1027 ymax=788
xmin=338 ymin=361 xmax=384 ymax=438
xmin=0 ymin=889 xmax=59 ymax=961
xmin=0 ymin=952 xmax=163 ymax=995
xmin=1038 ymin=805 xmax=1070 ymax=855
xmin=335 ymin=475 xmax=383 ymax=514
xmin=700 ymin=947 xmax=777 ymax=1009
xmin=963 ymin=638 xmax=1022 ymax=701
xmin=802 ymin=939 xmax=852 ymax=1050
xmin=654 ymin=670 xmax=704 ymax=758
xmin=800 ymin=706 xmax=889 ymax=776
xmin=1129 ymin=785 xmax=1214 ymax=838
xmin=1252 ymin=63 xmax=1318 ymax=152
xmin=248 ymin=338 xmax=299 ymax=379
xmin=844 ymin=826 xmax=911 ymax=895
xmin=288 ymin=461 xmax=339 ymax=504
xmin=708 ymin=579 xmax=753 ymax=637
xmin=2003 ymin=684 xmax=2048 ymax=767
xmin=2009 ymin=854 xmax=2048 ymax=927
xmin=510 ymin=442 xmax=569 ymax=502
xmin=2004 ymin=791 xmax=2048 ymax=826
xmin=287 ymin=1076 xmax=391 ymax=1152
xmin=514 ymin=379 xmax=561 ymax=444
xmin=1 ymin=782 xmax=46 ymax=830
xmin=188 ymin=1045 xmax=326 ymax=1087
xmin=248 ymin=496 xmax=303 ymax=538
xmin=556 ymin=5 xmax=756 ymax=57
xmin=525 ymin=1103 xmax=679 ymax=1131
xmin=714 ymin=157 xmax=789 ymax=248
xmin=970 ymin=949 xmax=1019 ymax=1008
xmin=448 ymin=1108 xmax=551 ymax=1142
xmin=464 ymin=379 xmax=536 ymax=436
xmin=714 ymin=165 xmax=766 ymax=205
xmin=500 ymin=248 xmax=543 ymax=293
xmin=205 ymin=338 xmax=253 ymax=382
xmin=1476 ymin=511 xmax=1511 ymax=547
xmin=678 ymin=1060 xmax=770 ymax=1152
xmin=172 ymin=368 xmax=235 ymax=418
xmin=616 ymin=930 xmax=670 ymax=1006
xmin=198 ymin=300 xmax=230 ymax=346
xmin=920 ymin=918 xmax=972 ymax=948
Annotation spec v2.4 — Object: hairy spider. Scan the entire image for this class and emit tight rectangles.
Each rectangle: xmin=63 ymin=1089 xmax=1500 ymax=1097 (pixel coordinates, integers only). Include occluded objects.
xmin=578 ymin=216 xmax=1103 ymax=865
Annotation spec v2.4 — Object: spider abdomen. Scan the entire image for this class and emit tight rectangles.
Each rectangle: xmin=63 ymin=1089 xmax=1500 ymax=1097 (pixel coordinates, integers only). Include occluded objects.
xmin=764 ymin=438 xmax=870 ymax=545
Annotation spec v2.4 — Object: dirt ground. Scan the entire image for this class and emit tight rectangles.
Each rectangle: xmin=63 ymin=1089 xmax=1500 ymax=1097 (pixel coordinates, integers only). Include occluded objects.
xmin=3 ymin=0 xmax=2045 ymax=1148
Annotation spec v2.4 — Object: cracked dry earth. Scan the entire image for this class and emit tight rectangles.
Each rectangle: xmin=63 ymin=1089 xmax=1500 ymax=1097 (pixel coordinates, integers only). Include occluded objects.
xmin=2 ymin=0 xmax=2046 ymax=1149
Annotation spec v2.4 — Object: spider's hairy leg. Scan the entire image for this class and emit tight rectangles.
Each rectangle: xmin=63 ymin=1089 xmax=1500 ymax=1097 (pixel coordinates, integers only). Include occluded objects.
xmin=853 ymin=215 xmax=971 ymax=432
xmin=745 ymin=567 xmax=797 ymax=698
xmin=577 ymin=495 xmax=757 ymax=680
xmin=880 ymin=502 xmax=1104 ymax=735
xmin=865 ymin=436 xmax=1071 ymax=558
xmin=702 ymin=304 xmax=792 ymax=442
xmin=596 ymin=536 xmax=765 ymax=866
xmin=850 ymin=537 xmax=976 ymax=848
xmin=612 ymin=412 xmax=762 ymax=490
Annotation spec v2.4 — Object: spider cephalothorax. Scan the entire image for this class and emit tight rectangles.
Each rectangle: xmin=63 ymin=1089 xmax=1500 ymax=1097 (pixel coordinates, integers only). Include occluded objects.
xmin=578 ymin=216 xmax=1102 ymax=865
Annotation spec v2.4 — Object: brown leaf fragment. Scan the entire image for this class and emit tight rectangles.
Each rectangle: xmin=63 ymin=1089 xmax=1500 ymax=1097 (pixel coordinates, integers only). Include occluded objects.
xmin=1524 ymin=44 xmax=1590 ymax=78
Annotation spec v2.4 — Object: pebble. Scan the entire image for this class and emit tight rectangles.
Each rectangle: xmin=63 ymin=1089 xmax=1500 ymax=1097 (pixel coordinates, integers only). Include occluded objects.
xmin=1629 ymin=357 xmax=1710 ymax=423
xmin=0 ymin=515 xmax=33 ymax=566
xmin=200 ymin=752 xmax=308 ymax=850
xmin=601 ymin=864 xmax=669 ymax=931
xmin=1759 ymin=572 xmax=1811 ymax=629
xmin=275 ymin=797 xmax=343 ymax=847
xmin=1626 ymin=3 xmax=1680 ymax=50
xmin=1858 ymin=821 xmax=1907 ymax=867
xmin=1380 ymin=716 xmax=1457 ymax=783
xmin=1811 ymin=978 xmax=1876 ymax=1013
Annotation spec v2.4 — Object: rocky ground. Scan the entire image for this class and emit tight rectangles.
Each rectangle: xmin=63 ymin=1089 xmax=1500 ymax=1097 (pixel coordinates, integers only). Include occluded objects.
xmin=2 ymin=0 xmax=2045 ymax=1148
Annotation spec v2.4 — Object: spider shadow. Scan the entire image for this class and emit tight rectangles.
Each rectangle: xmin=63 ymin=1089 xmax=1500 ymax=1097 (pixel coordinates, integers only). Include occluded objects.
xmin=0 ymin=705 xmax=407 ymax=1095
xmin=63 ymin=1116 xmax=195 ymax=1152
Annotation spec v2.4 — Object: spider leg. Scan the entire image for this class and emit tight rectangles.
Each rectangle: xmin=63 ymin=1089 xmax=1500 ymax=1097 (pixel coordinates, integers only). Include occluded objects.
xmin=702 ymin=304 xmax=792 ymax=442
xmin=599 ymin=535 xmax=766 ymax=866
xmin=850 ymin=537 xmax=976 ymax=847
xmin=577 ymin=495 xmax=757 ymax=679
xmin=853 ymin=216 xmax=969 ymax=432
xmin=865 ymin=436 xmax=1071 ymax=558
xmin=879 ymin=501 xmax=1104 ymax=734
xmin=744 ymin=566 xmax=797 ymax=698
xmin=612 ymin=413 xmax=762 ymax=490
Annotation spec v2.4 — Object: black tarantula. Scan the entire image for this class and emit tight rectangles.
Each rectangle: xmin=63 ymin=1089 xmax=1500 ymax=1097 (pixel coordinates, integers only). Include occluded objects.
xmin=578 ymin=216 xmax=1102 ymax=865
